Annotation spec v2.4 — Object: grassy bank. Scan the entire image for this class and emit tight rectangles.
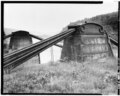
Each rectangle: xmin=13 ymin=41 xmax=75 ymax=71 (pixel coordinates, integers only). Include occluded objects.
xmin=3 ymin=57 xmax=118 ymax=95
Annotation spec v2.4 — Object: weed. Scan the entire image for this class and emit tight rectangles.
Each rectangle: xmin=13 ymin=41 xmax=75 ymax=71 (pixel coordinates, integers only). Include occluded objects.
xmin=3 ymin=57 xmax=117 ymax=94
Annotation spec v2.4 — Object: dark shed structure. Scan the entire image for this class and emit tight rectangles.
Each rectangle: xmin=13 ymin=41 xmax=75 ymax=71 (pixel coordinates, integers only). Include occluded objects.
xmin=9 ymin=31 xmax=32 ymax=51
xmin=61 ymin=23 xmax=114 ymax=62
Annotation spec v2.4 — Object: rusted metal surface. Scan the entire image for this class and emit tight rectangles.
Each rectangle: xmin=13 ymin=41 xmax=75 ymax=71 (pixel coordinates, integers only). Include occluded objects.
xmin=61 ymin=23 xmax=114 ymax=62
xmin=3 ymin=28 xmax=75 ymax=71
xmin=9 ymin=31 xmax=32 ymax=51
xmin=29 ymin=34 xmax=63 ymax=48
xmin=4 ymin=32 xmax=62 ymax=67
xmin=3 ymin=23 xmax=117 ymax=73
xmin=4 ymin=33 xmax=63 ymax=48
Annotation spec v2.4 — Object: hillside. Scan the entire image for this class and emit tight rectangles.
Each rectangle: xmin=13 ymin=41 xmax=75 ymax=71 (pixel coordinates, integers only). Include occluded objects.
xmin=61 ymin=11 xmax=118 ymax=43
xmin=68 ymin=12 xmax=118 ymax=34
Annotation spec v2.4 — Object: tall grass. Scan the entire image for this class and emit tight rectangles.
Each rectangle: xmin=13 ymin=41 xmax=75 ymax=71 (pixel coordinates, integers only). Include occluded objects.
xmin=3 ymin=57 xmax=118 ymax=94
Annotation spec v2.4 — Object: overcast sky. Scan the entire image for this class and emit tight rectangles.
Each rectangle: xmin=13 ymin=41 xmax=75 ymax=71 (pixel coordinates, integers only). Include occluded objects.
xmin=4 ymin=1 xmax=118 ymax=36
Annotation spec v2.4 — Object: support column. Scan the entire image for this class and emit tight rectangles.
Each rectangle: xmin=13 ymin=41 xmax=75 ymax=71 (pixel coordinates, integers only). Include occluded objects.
xmin=51 ymin=46 xmax=54 ymax=63
xmin=38 ymin=53 xmax=41 ymax=64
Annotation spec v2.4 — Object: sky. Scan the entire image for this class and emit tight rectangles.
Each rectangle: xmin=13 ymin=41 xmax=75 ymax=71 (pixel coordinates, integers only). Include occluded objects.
xmin=4 ymin=1 xmax=118 ymax=37
xmin=3 ymin=0 xmax=119 ymax=63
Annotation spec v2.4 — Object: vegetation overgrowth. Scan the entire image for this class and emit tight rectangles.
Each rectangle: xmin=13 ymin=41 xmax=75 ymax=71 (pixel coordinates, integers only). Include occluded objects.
xmin=4 ymin=57 xmax=118 ymax=95
xmin=3 ymin=11 xmax=118 ymax=95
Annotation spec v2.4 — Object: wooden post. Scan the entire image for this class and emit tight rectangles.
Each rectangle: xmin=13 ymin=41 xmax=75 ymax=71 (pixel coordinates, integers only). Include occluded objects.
xmin=38 ymin=53 xmax=41 ymax=64
xmin=51 ymin=46 xmax=54 ymax=63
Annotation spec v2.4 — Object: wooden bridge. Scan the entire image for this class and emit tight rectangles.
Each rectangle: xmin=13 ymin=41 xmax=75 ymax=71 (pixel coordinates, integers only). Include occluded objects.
xmin=3 ymin=23 xmax=118 ymax=73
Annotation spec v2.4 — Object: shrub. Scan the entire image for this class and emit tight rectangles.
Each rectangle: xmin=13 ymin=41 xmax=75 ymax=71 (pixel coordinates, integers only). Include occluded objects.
xmin=3 ymin=57 xmax=117 ymax=94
